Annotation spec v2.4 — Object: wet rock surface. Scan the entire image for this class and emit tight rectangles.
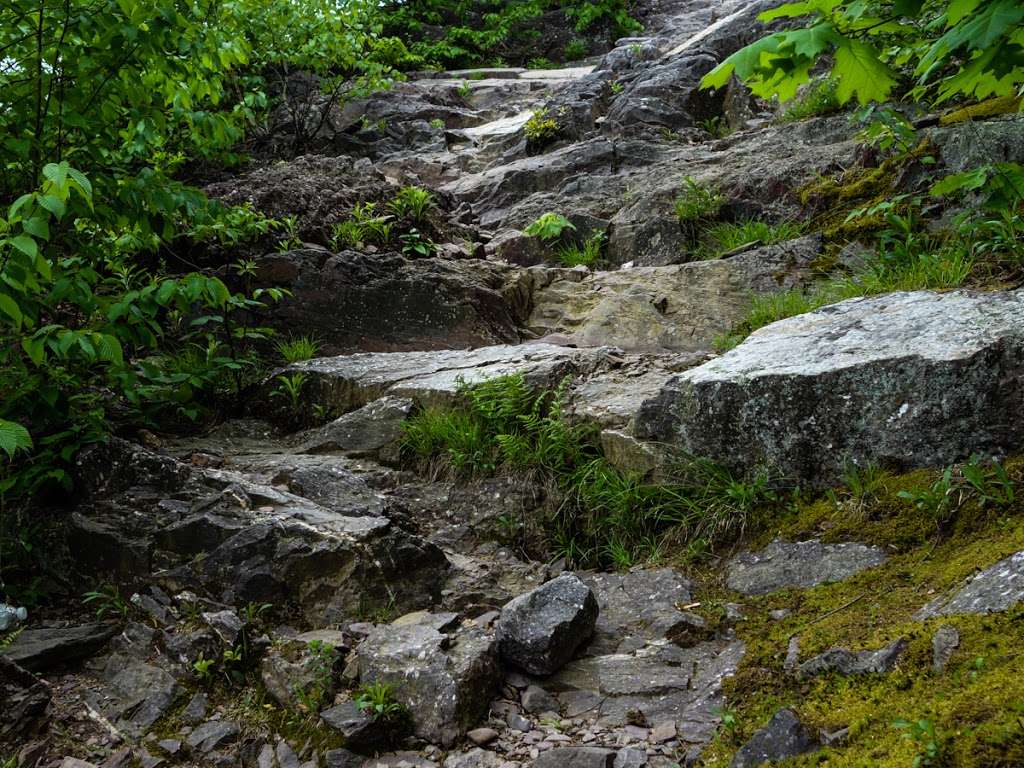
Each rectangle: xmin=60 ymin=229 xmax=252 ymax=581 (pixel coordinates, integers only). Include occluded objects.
xmin=725 ymin=540 xmax=887 ymax=595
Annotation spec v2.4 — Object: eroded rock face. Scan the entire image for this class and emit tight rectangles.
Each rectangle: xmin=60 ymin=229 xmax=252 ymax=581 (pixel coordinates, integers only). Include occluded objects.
xmin=528 ymin=236 xmax=822 ymax=351
xmin=725 ymin=540 xmax=887 ymax=595
xmin=636 ymin=290 xmax=1024 ymax=484
xmin=69 ymin=440 xmax=449 ymax=625
xmin=915 ymin=550 xmax=1024 ymax=619
xmin=496 ymin=574 xmax=599 ymax=675
xmin=253 ymin=251 xmax=525 ymax=355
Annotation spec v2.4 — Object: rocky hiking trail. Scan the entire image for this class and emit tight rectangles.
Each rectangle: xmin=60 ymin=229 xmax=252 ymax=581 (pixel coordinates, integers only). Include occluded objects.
xmin=5 ymin=0 xmax=1024 ymax=767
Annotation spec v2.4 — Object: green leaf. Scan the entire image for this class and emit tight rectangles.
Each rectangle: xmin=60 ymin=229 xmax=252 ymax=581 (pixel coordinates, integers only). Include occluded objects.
xmin=0 ymin=293 xmax=23 ymax=328
xmin=0 ymin=420 xmax=33 ymax=460
xmin=832 ymin=38 xmax=899 ymax=104
xmin=8 ymin=235 xmax=39 ymax=259
xmin=930 ymin=166 xmax=990 ymax=196
xmin=947 ymin=0 xmax=985 ymax=26
xmin=759 ymin=0 xmax=842 ymax=21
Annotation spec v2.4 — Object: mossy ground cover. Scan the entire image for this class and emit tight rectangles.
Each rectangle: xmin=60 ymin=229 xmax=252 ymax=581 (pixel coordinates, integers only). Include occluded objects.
xmin=696 ymin=460 xmax=1024 ymax=767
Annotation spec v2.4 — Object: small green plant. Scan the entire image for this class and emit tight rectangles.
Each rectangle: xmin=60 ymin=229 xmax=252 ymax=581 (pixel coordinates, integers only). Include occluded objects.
xmin=241 ymin=601 xmax=273 ymax=625
xmin=355 ymin=680 xmax=406 ymax=721
xmin=674 ymin=177 xmax=725 ymax=224
xmin=0 ymin=627 xmax=23 ymax=652
xmin=293 ymin=640 xmax=338 ymax=714
xmin=893 ymin=718 xmax=946 ymax=767
xmin=699 ymin=116 xmax=731 ymax=138
xmin=276 ymin=335 xmax=320 ymax=364
xmin=271 ymin=372 xmax=308 ymax=413
xmin=557 ymin=231 xmax=606 ymax=267
xmin=400 ymin=228 xmax=437 ymax=258
xmin=192 ymin=652 xmax=216 ymax=682
xmin=959 ymin=454 xmax=1015 ymax=507
xmin=275 ymin=215 xmax=303 ymax=253
xmin=524 ymin=108 xmax=561 ymax=145
xmin=82 ymin=584 xmax=130 ymax=620
xmin=610 ymin=80 xmax=625 ymax=95
xmin=564 ymin=39 xmax=588 ymax=60
xmin=527 ymin=56 xmax=554 ymax=69
xmin=429 ymin=118 xmax=445 ymax=129
xmin=331 ymin=202 xmax=393 ymax=250
xmin=716 ymin=705 xmax=741 ymax=745
xmin=525 ymin=212 xmax=576 ymax=242
xmin=387 ymin=186 xmax=435 ymax=222
xmin=456 ymin=81 xmax=472 ymax=98
xmin=841 ymin=461 xmax=888 ymax=503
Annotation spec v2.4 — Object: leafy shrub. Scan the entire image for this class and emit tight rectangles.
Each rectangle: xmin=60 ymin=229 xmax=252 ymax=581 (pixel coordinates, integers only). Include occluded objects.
xmin=564 ymin=39 xmax=589 ymax=60
xmin=400 ymin=229 xmax=437 ymax=258
xmin=674 ymin=177 xmax=725 ymax=223
xmin=331 ymin=202 xmax=393 ymax=250
xmin=524 ymin=108 xmax=562 ymax=146
xmin=702 ymin=0 xmax=1024 ymax=107
xmin=525 ymin=213 xmax=576 ymax=242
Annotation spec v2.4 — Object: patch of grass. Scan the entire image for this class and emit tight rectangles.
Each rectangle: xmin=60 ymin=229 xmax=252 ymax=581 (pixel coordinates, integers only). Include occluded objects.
xmin=557 ymin=231 xmax=606 ymax=267
xmin=387 ymin=186 xmax=434 ymax=223
xmin=275 ymin=335 xmax=320 ymax=364
xmin=698 ymin=219 xmax=807 ymax=259
xmin=674 ymin=176 xmax=725 ymax=224
xmin=564 ymin=39 xmax=588 ymax=60
xmin=524 ymin=108 xmax=562 ymax=146
xmin=402 ymin=374 xmax=783 ymax=569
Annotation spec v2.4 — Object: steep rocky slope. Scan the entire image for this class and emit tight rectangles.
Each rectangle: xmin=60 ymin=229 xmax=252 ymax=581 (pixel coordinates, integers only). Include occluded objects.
xmin=4 ymin=2 xmax=1024 ymax=768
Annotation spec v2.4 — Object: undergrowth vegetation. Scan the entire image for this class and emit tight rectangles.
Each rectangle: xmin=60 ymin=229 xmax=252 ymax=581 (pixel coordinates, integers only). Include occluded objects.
xmin=698 ymin=220 xmax=807 ymax=259
xmin=401 ymin=374 xmax=782 ymax=569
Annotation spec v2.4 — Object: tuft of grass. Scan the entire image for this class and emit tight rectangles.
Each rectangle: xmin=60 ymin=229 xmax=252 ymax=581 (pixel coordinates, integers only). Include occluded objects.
xmin=276 ymin=335 xmax=320 ymax=364
xmin=387 ymin=186 xmax=434 ymax=223
xmin=557 ymin=231 xmax=606 ymax=267
xmin=698 ymin=219 xmax=807 ymax=259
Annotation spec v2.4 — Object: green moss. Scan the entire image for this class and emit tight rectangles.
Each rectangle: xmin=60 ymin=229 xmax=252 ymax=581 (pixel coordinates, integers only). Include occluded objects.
xmin=699 ymin=460 xmax=1024 ymax=767
xmin=939 ymin=96 xmax=1022 ymax=126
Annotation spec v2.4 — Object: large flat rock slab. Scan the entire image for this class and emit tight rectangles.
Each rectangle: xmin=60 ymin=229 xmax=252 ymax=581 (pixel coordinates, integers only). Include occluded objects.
xmin=528 ymin=237 xmax=821 ymax=352
xmin=726 ymin=540 xmax=887 ymax=596
xmin=285 ymin=343 xmax=616 ymax=416
xmin=636 ymin=290 xmax=1024 ymax=484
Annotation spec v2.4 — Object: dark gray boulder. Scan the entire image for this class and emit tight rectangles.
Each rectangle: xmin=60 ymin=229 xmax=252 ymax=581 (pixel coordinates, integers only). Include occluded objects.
xmin=915 ymin=550 xmax=1024 ymax=619
xmin=636 ymin=290 xmax=1024 ymax=485
xmin=605 ymin=53 xmax=723 ymax=132
xmin=725 ymin=540 xmax=887 ymax=596
xmin=731 ymin=709 xmax=820 ymax=767
xmin=322 ymin=700 xmax=396 ymax=753
xmin=3 ymin=623 xmax=118 ymax=672
xmin=496 ymin=574 xmax=599 ymax=675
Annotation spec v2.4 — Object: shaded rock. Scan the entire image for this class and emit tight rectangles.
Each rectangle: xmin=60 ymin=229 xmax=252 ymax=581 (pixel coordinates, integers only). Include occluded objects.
xmin=613 ymin=748 xmax=647 ymax=768
xmin=357 ymin=623 xmax=501 ymax=747
xmin=0 ymin=656 xmax=50 ymax=741
xmin=797 ymin=638 xmax=907 ymax=678
xmin=324 ymin=748 xmax=363 ymax=768
xmin=322 ymin=701 xmax=395 ymax=753
xmin=85 ymin=657 xmax=181 ymax=738
xmin=443 ymin=748 xmax=505 ymax=768
xmin=522 ymin=684 xmax=559 ymax=714
xmin=297 ymin=397 xmax=414 ymax=460
xmin=496 ymin=574 xmax=599 ymax=675
xmin=261 ymin=635 xmax=344 ymax=710
xmin=181 ymin=692 xmax=209 ymax=725
xmin=528 ymin=237 xmax=821 ymax=349
xmin=915 ymin=551 xmax=1024 ymax=619
xmin=731 ymin=709 xmax=819 ymax=768
xmin=636 ymin=290 xmax=1024 ymax=485
xmin=4 ymin=623 xmax=118 ymax=672
xmin=606 ymin=53 xmax=722 ymax=132
xmin=725 ymin=540 xmax=887 ymax=596
xmin=932 ymin=625 xmax=960 ymax=673
xmin=533 ymin=748 xmax=616 ymax=768
xmin=466 ymin=727 xmax=499 ymax=746
xmin=254 ymin=251 xmax=524 ymax=356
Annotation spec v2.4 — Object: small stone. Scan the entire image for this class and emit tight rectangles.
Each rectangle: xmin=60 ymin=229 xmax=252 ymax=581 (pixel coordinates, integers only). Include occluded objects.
xmin=650 ymin=722 xmax=676 ymax=744
xmin=769 ymin=609 xmax=790 ymax=621
xmin=623 ymin=725 xmax=648 ymax=740
xmin=820 ymin=727 xmax=850 ymax=747
xmin=181 ymin=692 xmax=209 ymax=725
xmin=798 ymin=638 xmax=907 ymax=679
xmin=468 ymin=728 xmax=499 ymax=746
xmin=931 ymin=624 xmax=960 ymax=673
xmin=730 ymin=709 xmax=819 ymax=768
xmin=533 ymin=747 xmax=616 ymax=768
xmin=157 ymin=740 xmax=181 ymax=755
xmin=614 ymin=748 xmax=647 ymax=768
xmin=324 ymin=748 xmax=363 ymax=768
xmin=783 ymin=636 xmax=800 ymax=676
xmin=724 ymin=603 xmax=745 ymax=622
xmin=507 ymin=714 xmax=532 ymax=733
xmin=185 ymin=721 xmax=240 ymax=754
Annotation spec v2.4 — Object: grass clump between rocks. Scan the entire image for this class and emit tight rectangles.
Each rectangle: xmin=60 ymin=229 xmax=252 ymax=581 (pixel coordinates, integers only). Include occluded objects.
xmin=697 ymin=219 xmax=807 ymax=259
xmin=401 ymin=374 xmax=782 ymax=569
